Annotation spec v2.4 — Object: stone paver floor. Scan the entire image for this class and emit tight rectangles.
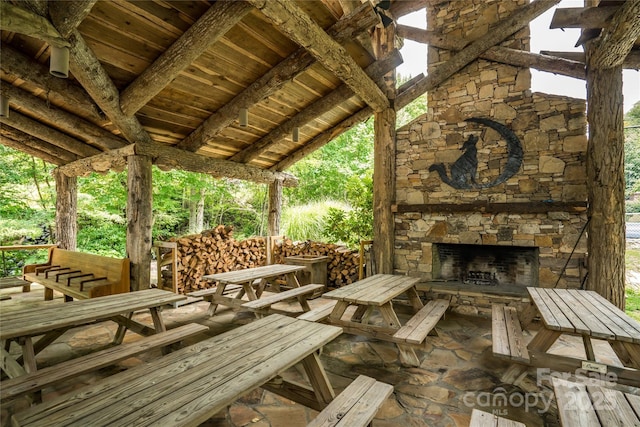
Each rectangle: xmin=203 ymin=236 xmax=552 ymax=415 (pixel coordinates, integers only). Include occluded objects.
xmin=1 ymin=285 xmax=637 ymax=426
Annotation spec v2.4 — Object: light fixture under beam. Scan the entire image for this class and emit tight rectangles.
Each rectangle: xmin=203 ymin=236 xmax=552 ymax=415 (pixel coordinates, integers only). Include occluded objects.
xmin=239 ymin=108 xmax=248 ymax=128
xmin=0 ymin=94 xmax=9 ymax=118
xmin=50 ymin=46 xmax=70 ymax=78
xmin=292 ymin=127 xmax=300 ymax=143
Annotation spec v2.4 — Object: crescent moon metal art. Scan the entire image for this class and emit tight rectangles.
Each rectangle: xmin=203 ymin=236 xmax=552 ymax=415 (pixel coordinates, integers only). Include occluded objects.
xmin=428 ymin=117 xmax=523 ymax=190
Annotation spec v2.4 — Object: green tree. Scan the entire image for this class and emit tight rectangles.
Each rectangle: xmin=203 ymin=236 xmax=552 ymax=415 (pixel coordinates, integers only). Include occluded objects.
xmin=624 ymin=102 xmax=640 ymax=200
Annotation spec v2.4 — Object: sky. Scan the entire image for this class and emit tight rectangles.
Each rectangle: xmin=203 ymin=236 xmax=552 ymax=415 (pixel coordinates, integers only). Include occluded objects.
xmin=396 ymin=1 xmax=640 ymax=113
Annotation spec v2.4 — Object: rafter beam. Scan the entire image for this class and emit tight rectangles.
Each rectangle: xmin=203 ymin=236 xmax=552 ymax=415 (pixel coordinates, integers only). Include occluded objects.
xmin=587 ymin=1 xmax=640 ymax=69
xmin=119 ymin=1 xmax=253 ymax=116
xmin=1 ymin=84 xmax=125 ymax=151
xmin=0 ymin=126 xmax=76 ymax=165
xmin=550 ymin=6 xmax=618 ymax=29
xmin=0 ymin=110 xmax=101 ymax=157
xmin=541 ymin=50 xmax=640 ymax=69
xmin=177 ymin=2 xmax=379 ymax=152
xmin=232 ymin=50 xmax=402 ymax=164
xmin=396 ymin=0 xmax=560 ymax=109
xmin=396 ymin=25 xmax=466 ymax=50
xmin=0 ymin=1 xmax=68 ymax=47
xmin=389 ymin=0 xmax=427 ymax=19
xmin=248 ymin=0 xmax=389 ymax=112
xmin=48 ymin=0 xmax=97 ymax=38
xmin=0 ymin=46 xmax=105 ymax=123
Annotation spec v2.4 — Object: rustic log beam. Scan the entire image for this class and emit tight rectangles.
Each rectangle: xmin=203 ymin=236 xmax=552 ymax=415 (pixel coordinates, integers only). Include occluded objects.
xmin=587 ymin=1 xmax=640 ymax=69
xmin=268 ymin=179 xmax=283 ymax=236
xmin=177 ymin=2 xmax=379 ymax=152
xmin=396 ymin=25 xmax=466 ymax=50
xmin=540 ymin=50 xmax=640 ymax=69
xmin=0 ymin=46 xmax=104 ymax=120
xmin=550 ymin=6 xmax=618 ymax=29
xmin=0 ymin=1 xmax=68 ymax=47
xmin=392 ymin=201 xmax=588 ymax=214
xmin=119 ymin=1 xmax=253 ymax=116
xmin=127 ymin=154 xmax=153 ymax=291
xmin=389 ymin=0 xmax=427 ymax=19
xmin=1 ymin=85 xmax=125 ymax=151
xmin=396 ymin=0 xmax=561 ymax=109
xmin=0 ymin=110 xmax=101 ymax=157
xmin=48 ymin=0 xmax=97 ymax=38
xmin=231 ymin=50 xmax=402 ymax=164
xmin=56 ymin=144 xmax=134 ymax=176
xmin=272 ymin=77 xmax=421 ymax=171
xmin=0 ymin=126 xmax=75 ymax=165
xmin=248 ymin=0 xmax=389 ymax=112
xmin=53 ymin=169 xmax=77 ymax=250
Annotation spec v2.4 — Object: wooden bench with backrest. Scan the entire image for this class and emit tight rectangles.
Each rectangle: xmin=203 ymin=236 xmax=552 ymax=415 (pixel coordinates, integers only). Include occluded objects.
xmin=307 ymin=375 xmax=394 ymax=427
xmin=552 ymin=377 xmax=640 ymax=426
xmin=392 ymin=298 xmax=449 ymax=345
xmin=1 ymin=323 xmax=209 ymax=405
xmin=23 ymin=247 xmax=130 ymax=301
xmin=241 ymin=284 xmax=325 ymax=317
xmin=491 ymin=303 xmax=530 ymax=364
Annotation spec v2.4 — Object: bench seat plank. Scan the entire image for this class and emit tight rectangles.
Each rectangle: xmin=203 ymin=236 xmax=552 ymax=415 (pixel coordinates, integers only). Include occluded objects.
xmin=242 ymin=284 xmax=324 ymax=309
xmin=469 ymin=409 xmax=526 ymax=426
xmin=297 ymin=300 xmax=338 ymax=322
xmin=187 ymin=285 xmax=243 ymax=298
xmin=1 ymin=323 xmax=208 ymax=401
xmin=491 ymin=304 xmax=529 ymax=364
xmin=307 ymin=375 xmax=393 ymax=427
xmin=392 ymin=299 xmax=448 ymax=344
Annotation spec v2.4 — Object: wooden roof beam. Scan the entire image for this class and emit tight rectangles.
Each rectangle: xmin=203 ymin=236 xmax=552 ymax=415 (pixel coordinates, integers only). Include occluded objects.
xmin=389 ymin=1 xmax=427 ymax=19
xmin=119 ymin=1 xmax=253 ymax=116
xmin=550 ymin=6 xmax=618 ymax=29
xmin=1 ymin=84 xmax=125 ymax=151
xmin=396 ymin=0 xmax=561 ymax=109
xmin=587 ymin=1 xmax=640 ymax=69
xmin=1 ymin=126 xmax=77 ymax=165
xmin=48 ymin=0 xmax=97 ymax=38
xmin=177 ymin=2 xmax=380 ymax=152
xmin=232 ymin=50 xmax=402 ymax=164
xmin=541 ymin=50 xmax=640 ymax=69
xmin=248 ymin=0 xmax=390 ymax=112
xmin=0 ymin=1 xmax=68 ymax=47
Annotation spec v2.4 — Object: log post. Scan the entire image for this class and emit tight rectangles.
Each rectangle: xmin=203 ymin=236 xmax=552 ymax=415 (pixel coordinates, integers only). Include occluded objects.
xmin=372 ymin=23 xmax=396 ymax=275
xmin=126 ymin=155 xmax=152 ymax=291
xmin=268 ymin=179 xmax=283 ymax=237
xmin=53 ymin=169 xmax=77 ymax=250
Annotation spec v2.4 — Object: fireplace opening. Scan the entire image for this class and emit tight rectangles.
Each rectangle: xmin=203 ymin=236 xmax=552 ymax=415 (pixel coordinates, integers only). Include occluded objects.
xmin=432 ymin=243 xmax=539 ymax=288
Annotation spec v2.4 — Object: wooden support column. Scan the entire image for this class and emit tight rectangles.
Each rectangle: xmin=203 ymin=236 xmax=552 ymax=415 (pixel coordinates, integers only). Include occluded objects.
xmin=126 ymin=155 xmax=152 ymax=291
xmin=372 ymin=24 xmax=396 ymax=275
xmin=53 ymin=169 xmax=77 ymax=250
xmin=268 ymin=179 xmax=283 ymax=237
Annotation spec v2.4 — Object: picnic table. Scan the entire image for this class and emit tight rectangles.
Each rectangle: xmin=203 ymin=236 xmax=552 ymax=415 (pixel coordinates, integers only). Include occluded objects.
xmin=197 ymin=264 xmax=307 ymax=315
xmin=0 ymin=288 xmax=185 ymax=378
xmin=12 ymin=314 xmax=343 ymax=427
xmin=526 ymin=287 xmax=640 ymax=386
xmin=323 ymin=274 xmax=449 ymax=366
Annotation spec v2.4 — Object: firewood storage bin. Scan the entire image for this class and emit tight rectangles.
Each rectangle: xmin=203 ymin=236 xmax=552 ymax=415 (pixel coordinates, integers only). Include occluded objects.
xmin=284 ymin=255 xmax=328 ymax=296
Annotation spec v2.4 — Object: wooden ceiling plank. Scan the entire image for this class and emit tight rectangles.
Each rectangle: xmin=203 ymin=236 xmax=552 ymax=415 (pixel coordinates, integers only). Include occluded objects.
xmin=49 ymin=0 xmax=97 ymax=38
xmin=550 ymin=6 xmax=618 ymax=29
xmin=2 ymin=84 xmax=125 ymax=151
xmin=0 ymin=111 xmax=101 ymax=158
xmin=396 ymin=0 xmax=560 ymax=110
xmin=177 ymin=2 xmax=379 ymax=152
xmin=232 ymin=50 xmax=402 ymax=164
xmin=248 ymin=0 xmax=389 ymax=112
xmin=541 ymin=50 xmax=640 ymax=69
xmin=1 ymin=126 xmax=77 ymax=165
xmin=0 ymin=46 xmax=105 ymax=122
xmin=119 ymin=1 xmax=253 ymax=116
xmin=587 ymin=1 xmax=640 ymax=69
xmin=0 ymin=1 xmax=68 ymax=47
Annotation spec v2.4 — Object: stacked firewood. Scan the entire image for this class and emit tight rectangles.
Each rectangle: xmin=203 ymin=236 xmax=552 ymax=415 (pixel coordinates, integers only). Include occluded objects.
xmin=159 ymin=227 xmax=361 ymax=293
xmin=273 ymin=239 xmax=360 ymax=288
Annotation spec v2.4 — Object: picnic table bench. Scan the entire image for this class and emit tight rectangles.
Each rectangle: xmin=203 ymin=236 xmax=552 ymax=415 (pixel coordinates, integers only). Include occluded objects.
xmin=552 ymin=377 xmax=640 ymax=426
xmin=469 ymin=409 xmax=526 ymax=426
xmin=0 ymin=289 xmax=185 ymax=378
xmin=491 ymin=303 xmax=530 ymax=364
xmin=11 ymin=314 xmax=343 ymax=427
xmin=241 ymin=283 xmax=325 ymax=317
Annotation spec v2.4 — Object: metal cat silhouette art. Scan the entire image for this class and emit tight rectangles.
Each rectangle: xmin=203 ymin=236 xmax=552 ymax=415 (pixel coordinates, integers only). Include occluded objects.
xmin=428 ymin=117 xmax=523 ymax=190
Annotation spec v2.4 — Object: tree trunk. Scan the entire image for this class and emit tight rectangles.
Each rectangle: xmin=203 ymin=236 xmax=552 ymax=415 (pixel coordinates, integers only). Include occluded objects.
xmin=195 ymin=188 xmax=205 ymax=233
xmin=585 ymin=64 xmax=626 ymax=309
xmin=268 ymin=179 xmax=283 ymax=237
xmin=53 ymin=169 xmax=77 ymax=250
xmin=126 ymin=155 xmax=152 ymax=291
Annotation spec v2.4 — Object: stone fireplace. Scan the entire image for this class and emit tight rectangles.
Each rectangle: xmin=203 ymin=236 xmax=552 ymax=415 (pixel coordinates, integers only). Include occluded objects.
xmin=393 ymin=0 xmax=588 ymax=301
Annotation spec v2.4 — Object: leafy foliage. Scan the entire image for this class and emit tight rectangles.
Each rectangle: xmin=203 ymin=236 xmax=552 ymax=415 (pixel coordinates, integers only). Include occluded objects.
xmin=625 ymin=102 xmax=640 ymax=198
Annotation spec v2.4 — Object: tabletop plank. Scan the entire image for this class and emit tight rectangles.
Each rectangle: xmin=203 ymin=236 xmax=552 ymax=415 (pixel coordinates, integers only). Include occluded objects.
xmin=0 ymin=289 xmax=185 ymax=340
xmin=13 ymin=315 xmax=342 ymax=427
xmin=324 ymin=274 xmax=420 ymax=306
xmin=202 ymin=264 xmax=306 ymax=284
xmin=581 ymin=291 xmax=640 ymax=343
xmin=527 ymin=288 xmax=574 ymax=331
xmin=558 ymin=290 xmax=616 ymax=340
